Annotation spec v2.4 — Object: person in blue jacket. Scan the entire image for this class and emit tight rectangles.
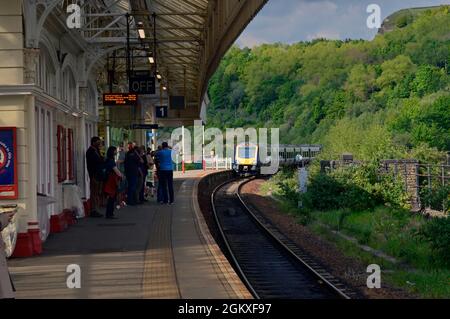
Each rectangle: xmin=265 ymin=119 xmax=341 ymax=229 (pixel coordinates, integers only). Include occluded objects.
xmin=156 ymin=142 xmax=174 ymax=205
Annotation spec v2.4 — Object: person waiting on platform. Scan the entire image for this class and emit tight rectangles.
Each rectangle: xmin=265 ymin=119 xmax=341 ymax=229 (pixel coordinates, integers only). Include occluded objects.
xmin=145 ymin=148 xmax=155 ymax=198
xmin=116 ymin=142 xmax=127 ymax=209
xmin=156 ymin=142 xmax=175 ymax=205
xmin=103 ymin=146 xmax=123 ymax=219
xmin=138 ymin=145 xmax=149 ymax=203
xmin=0 ymin=210 xmax=16 ymax=299
xmin=86 ymin=137 xmax=105 ymax=218
xmin=154 ymin=145 xmax=163 ymax=203
xmin=124 ymin=144 xmax=141 ymax=206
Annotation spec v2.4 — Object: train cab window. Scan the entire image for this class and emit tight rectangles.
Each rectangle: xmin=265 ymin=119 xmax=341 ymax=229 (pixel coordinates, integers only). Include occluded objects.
xmin=238 ymin=146 xmax=257 ymax=159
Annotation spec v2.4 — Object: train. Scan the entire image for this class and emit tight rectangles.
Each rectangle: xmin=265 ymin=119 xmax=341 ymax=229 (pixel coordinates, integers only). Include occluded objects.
xmin=232 ymin=143 xmax=322 ymax=175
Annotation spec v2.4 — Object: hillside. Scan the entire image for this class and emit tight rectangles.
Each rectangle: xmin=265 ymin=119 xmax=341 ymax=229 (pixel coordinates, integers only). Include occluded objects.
xmin=379 ymin=5 xmax=446 ymax=34
xmin=207 ymin=6 xmax=450 ymax=162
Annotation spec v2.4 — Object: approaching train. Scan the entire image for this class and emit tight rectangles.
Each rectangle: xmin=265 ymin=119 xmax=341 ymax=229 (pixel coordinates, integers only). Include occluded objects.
xmin=233 ymin=143 xmax=322 ymax=175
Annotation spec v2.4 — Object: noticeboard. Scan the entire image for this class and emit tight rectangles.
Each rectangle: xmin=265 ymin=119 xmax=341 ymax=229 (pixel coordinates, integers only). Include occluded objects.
xmin=0 ymin=127 xmax=18 ymax=199
xmin=103 ymin=93 xmax=138 ymax=106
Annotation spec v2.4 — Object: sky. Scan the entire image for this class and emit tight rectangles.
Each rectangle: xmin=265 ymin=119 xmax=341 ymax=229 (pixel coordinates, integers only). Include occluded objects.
xmin=236 ymin=0 xmax=450 ymax=47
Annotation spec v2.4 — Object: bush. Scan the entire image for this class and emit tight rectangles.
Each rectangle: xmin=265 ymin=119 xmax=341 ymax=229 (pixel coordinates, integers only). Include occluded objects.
xmin=420 ymin=185 xmax=450 ymax=213
xmin=302 ymin=163 xmax=410 ymax=211
xmin=417 ymin=217 xmax=450 ymax=265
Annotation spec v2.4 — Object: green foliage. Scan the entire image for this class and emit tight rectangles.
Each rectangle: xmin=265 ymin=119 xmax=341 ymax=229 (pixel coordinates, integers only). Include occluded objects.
xmin=302 ymin=163 xmax=411 ymax=211
xmin=417 ymin=217 xmax=450 ymax=265
xmin=420 ymin=184 xmax=450 ymax=213
xmin=207 ymin=6 xmax=450 ymax=156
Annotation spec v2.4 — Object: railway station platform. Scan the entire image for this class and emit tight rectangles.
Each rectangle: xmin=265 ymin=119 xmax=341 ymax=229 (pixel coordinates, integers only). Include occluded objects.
xmin=7 ymin=171 xmax=252 ymax=299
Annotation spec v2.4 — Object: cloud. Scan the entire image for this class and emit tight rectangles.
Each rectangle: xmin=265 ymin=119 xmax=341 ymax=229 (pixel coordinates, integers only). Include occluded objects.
xmin=236 ymin=0 xmax=450 ymax=46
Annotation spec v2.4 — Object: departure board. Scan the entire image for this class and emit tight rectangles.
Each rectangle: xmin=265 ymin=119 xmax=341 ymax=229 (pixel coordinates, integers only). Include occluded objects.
xmin=103 ymin=93 xmax=138 ymax=106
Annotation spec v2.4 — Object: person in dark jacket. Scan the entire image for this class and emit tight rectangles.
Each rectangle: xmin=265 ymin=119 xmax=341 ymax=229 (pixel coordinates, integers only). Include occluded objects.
xmin=138 ymin=146 xmax=149 ymax=203
xmin=85 ymin=137 xmax=105 ymax=217
xmin=124 ymin=144 xmax=141 ymax=206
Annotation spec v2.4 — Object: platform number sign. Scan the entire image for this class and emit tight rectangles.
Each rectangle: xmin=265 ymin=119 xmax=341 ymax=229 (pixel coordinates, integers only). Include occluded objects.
xmin=156 ymin=106 xmax=168 ymax=118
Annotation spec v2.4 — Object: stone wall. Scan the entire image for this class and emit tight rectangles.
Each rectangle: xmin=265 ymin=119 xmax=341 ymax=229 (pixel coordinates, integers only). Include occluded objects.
xmin=381 ymin=160 xmax=420 ymax=211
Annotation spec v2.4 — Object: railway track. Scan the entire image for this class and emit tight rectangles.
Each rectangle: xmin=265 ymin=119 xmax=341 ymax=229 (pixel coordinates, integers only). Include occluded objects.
xmin=211 ymin=177 xmax=354 ymax=299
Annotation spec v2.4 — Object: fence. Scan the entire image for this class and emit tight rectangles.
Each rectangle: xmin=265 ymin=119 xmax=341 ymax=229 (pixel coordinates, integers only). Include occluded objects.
xmin=381 ymin=161 xmax=449 ymax=214
xmin=174 ymin=155 xmax=233 ymax=171
xmin=204 ymin=157 xmax=233 ymax=170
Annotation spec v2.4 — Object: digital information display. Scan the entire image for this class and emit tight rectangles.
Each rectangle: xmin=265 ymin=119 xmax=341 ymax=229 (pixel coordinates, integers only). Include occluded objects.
xmin=103 ymin=93 xmax=138 ymax=106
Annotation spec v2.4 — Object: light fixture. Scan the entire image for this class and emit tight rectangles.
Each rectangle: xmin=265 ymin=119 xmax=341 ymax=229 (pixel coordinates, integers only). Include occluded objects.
xmin=71 ymin=112 xmax=79 ymax=117
xmin=148 ymin=56 xmax=155 ymax=64
xmin=162 ymin=86 xmax=167 ymax=91
xmin=137 ymin=22 xmax=145 ymax=39
xmin=156 ymin=72 xmax=162 ymax=80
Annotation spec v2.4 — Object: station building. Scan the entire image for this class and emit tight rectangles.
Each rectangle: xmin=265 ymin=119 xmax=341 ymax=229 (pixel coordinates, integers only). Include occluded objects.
xmin=0 ymin=0 xmax=267 ymax=257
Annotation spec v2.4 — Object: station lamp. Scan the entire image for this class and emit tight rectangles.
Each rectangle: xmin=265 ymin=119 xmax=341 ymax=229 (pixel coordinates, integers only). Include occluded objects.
xmin=162 ymin=86 xmax=167 ymax=91
xmin=148 ymin=56 xmax=155 ymax=64
xmin=137 ymin=22 xmax=146 ymax=39
xmin=156 ymin=72 xmax=162 ymax=80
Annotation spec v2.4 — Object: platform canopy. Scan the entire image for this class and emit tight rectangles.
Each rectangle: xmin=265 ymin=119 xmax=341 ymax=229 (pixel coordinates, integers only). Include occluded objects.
xmin=27 ymin=0 xmax=267 ymax=127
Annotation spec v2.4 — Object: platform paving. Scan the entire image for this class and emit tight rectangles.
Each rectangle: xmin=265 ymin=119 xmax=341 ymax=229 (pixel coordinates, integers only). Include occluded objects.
xmin=7 ymin=171 xmax=251 ymax=299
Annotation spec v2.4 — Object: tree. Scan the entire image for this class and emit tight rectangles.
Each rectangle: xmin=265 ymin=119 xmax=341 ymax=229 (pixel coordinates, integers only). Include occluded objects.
xmin=376 ymin=55 xmax=417 ymax=89
xmin=345 ymin=64 xmax=377 ymax=101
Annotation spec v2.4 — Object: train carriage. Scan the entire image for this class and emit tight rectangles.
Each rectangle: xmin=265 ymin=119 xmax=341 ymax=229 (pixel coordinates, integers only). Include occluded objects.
xmin=233 ymin=143 xmax=322 ymax=176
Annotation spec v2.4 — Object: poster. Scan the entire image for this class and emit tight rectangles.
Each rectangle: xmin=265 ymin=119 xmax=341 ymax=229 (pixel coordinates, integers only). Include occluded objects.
xmin=0 ymin=127 xmax=18 ymax=199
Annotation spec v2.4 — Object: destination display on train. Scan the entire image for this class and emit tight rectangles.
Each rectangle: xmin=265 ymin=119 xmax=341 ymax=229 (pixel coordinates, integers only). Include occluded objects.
xmin=103 ymin=93 xmax=138 ymax=106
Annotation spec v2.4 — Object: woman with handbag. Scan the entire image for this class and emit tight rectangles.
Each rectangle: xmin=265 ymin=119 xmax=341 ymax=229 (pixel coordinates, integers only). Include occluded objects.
xmin=103 ymin=146 xmax=123 ymax=219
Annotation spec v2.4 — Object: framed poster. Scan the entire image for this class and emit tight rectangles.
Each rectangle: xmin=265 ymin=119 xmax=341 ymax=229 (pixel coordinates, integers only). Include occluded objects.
xmin=0 ymin=127 xmax=18 ymax=199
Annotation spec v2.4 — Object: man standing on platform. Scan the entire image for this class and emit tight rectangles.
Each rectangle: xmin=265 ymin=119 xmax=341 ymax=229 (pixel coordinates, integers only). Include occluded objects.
xmin=156 ymin=142 xmax=174 ymax=205
xmin=86 ymin=137 xmax=105 ymax=218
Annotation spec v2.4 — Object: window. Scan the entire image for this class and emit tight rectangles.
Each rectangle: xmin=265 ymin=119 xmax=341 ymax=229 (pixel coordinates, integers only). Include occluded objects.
xmin=87 ymin=83 xmax=97 ymax=115
xmin=35 ymin=104 xmax=53 ymax=195
xmin=57 ymin=126 xmax=76 ymax=183
xmin=37 ymin=46 xmax=56 ymax=96
xmin=62 ymin=68 xmax=77 ymax=107
xmin=57 ymin=125 xmax=67 ymax=183
xmin=238 ymin=147 xmax=257 ymax=159
xmin=67 ymin=128 xmax=75 ymax=181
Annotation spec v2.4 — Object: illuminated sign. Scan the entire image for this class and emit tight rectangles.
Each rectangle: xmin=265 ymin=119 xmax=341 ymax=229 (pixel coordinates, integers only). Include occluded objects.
xmin=103 ymin=93 xmax=138 ymax=106
xmin=0 ymin=127 xmax=18 ymax=199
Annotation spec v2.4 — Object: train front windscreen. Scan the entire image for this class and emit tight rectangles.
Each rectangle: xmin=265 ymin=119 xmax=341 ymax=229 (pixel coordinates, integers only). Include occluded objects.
xmin=238 ymin=146 xmax=257 ymax=159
